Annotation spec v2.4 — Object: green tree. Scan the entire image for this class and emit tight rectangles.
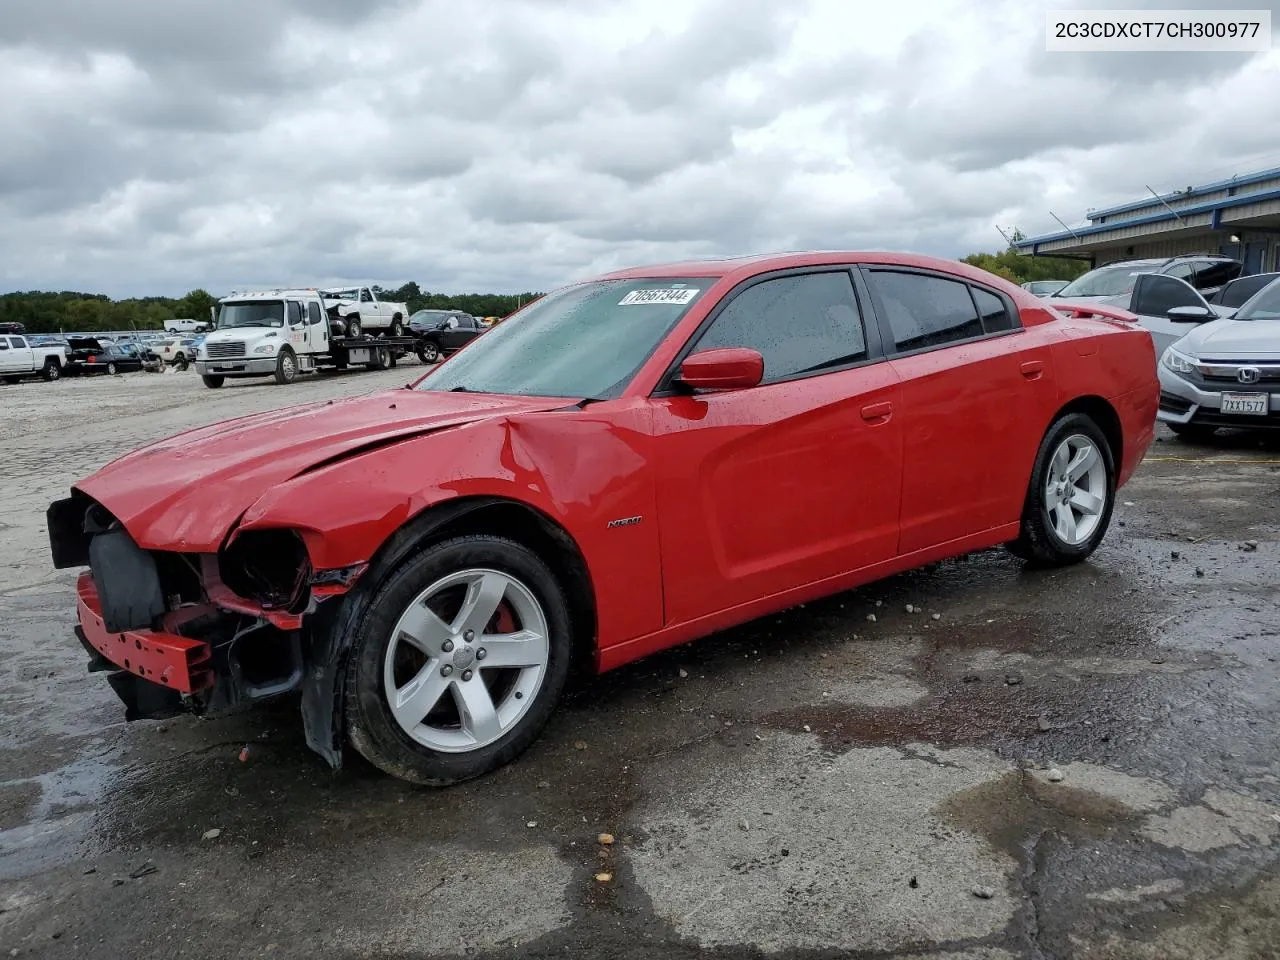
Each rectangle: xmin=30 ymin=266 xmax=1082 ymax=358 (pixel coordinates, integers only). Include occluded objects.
xmin=961 ymin=246 xmax=1089 ymax=286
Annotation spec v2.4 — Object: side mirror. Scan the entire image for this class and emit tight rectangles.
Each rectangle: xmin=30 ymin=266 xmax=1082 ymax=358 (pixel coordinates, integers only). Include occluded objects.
xmin=1167 ymin=305 xmax=1214 ymax=323
xmin=676 ymin=348 xmax=764 ymax=392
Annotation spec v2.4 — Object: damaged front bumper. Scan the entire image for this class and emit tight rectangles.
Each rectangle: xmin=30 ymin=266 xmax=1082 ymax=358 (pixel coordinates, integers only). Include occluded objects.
xmin=50 ymin=493 xmax=363 ymax=769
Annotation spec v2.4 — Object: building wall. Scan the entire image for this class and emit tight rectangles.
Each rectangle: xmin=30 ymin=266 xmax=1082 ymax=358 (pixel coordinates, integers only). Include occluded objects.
xmin=1096 ymin=234 xmax=1280 ymax=272
xmin=1090 ymin=174 xmax=1280 ymax=225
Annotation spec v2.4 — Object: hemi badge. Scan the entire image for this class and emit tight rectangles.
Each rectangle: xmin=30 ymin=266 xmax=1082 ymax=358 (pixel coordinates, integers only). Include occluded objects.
xmin=607 ymin=516 xmax=642 ymax=529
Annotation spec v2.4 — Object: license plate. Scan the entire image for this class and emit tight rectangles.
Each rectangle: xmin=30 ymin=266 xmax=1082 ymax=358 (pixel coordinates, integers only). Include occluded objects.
xmin=1220 ymin=392 xmax=1269 ymax=416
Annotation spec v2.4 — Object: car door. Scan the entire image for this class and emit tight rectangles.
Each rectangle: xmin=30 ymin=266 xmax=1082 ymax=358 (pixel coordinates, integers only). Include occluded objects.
xmin=0 ymin=337 xmax=16 ymax=373
xmin=861 ymin=267 xmax=1060 ymax=554
xmin=649 ymin=268 xmax=903 ymax=624
xmin=1129 ymin=274 xmax=1214 ymax=355
xmin=360 ymin=288 xmax=383 ymax=326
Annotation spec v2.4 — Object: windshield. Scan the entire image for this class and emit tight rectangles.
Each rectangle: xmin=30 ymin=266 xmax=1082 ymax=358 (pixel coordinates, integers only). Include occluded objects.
xmin=1234 ymin=279 xmax=1280 ymax=321
xmin=1055 ymin=263 xmax=1155 ymax=298
xmin=218 ymin=301 xmax=284 ymax=329
xmin=416 ymin=277 xmax=716 ymax=398
xmin=410 ymin=311 xmax=451 ymax=326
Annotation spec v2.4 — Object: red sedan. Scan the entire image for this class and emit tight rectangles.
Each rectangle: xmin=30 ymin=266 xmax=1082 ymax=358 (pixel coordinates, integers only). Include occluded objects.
xmin=48 ymin=253 xmax=1158 ymax=784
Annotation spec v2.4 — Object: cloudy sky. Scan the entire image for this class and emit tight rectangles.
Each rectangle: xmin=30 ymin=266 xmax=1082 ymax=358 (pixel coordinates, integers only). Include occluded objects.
xmin=2 ymin=0 xmax=1278 ymax=297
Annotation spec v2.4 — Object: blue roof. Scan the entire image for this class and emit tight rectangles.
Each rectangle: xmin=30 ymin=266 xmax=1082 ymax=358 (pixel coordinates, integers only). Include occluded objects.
xmin=1014 ymin=184 xmax=1280 ymax=252
xmin=1085 ymin=164 xmax=1280 ymax=221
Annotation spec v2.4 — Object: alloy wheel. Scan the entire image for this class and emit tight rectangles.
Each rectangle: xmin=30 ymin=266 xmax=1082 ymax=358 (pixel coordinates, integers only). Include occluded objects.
xmin=1043 ymin=433 xmax=1107 ymax=545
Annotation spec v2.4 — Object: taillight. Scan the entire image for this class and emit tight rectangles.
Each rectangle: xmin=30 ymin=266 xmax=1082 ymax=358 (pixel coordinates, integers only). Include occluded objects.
xmin=88 ymin=355 xmax=97 ymax=362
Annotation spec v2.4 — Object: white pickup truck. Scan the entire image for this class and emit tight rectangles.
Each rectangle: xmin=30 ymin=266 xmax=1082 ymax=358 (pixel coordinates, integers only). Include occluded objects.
xmin=194 ymin=289 xmax=416 ymax=388
xmin=319 ymin=286 xmax=409 ymax=338
xmin=0 ymin=334 xmax=70 ymax=382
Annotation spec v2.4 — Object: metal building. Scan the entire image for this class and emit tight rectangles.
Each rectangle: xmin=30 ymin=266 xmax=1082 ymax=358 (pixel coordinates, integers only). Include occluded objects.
xmin=1013 ymin=167 xmax=1280 ymax=274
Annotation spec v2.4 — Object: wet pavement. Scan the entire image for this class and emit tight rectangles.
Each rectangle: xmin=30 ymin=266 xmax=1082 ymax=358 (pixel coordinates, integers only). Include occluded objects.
xmin=2 ymin=371 xmax=1279 ymax=959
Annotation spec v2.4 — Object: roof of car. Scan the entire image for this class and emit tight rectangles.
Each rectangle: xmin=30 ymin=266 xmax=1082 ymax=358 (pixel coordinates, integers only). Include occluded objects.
xmin=594 ymin=251 xmax=1029 ymax=292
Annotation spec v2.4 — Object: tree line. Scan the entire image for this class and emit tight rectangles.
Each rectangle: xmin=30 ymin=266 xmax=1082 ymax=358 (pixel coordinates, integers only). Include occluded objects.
xmin=0 ymin=250 xmax=1084 ymax=334
xmin=0 ymin=285 xmax=542 ymax=334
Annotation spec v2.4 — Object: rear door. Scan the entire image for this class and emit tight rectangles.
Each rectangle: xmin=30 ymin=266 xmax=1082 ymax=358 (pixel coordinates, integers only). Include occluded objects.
xmin=649 ymin=268 xmax=903 ymax=624
xmin=861 ymin=267 xmax=1060 ymax=554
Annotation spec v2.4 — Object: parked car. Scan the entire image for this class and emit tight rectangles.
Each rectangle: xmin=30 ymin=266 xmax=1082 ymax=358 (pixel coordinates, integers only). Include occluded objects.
xmin=1206 ymin=272 xmax=1280 ymax=312
xmin=0 ymin=321 xmax=27 ymax=335
xmin=0 ymin=334 xmax=69 ymax=382
xmin=1020 ymin=280 xmax=1069 ymax=297
xmin=1053 ymin=272 xmax=1227 ymax=356
xmin=48 ymin=252 xmax=1157 ymax=785
xmin=166 ymin=318 xmax=207 ymax=334
xmin=65 ymin=338 xmax=152 ymax=375
xmin=409 ymin=309 xmax=484 ymax=362
xmin=1050 ymin=254 xmax=1243 ymax=303
xmin=1157 ymin=275 xmax=1280 ymax=440
xmin=158 ymin=337 xmax=199 ymax=366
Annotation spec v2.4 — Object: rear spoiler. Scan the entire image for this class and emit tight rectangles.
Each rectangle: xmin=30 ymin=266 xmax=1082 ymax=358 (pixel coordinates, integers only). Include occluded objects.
xmin=1049 ymin=303 xmax=1140 ymax=324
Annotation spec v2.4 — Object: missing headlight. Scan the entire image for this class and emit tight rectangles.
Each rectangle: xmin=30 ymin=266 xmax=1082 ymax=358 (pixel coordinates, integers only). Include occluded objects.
xmin=219 ymin=529 xmax=312 ymax=612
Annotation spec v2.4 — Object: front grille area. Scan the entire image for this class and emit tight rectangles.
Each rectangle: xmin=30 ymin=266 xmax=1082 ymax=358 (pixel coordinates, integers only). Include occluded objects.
xmin=1158 ymin=391 xmax=1193 ymax=415
xmin=206 ymin=340 xmax=247 ymax=359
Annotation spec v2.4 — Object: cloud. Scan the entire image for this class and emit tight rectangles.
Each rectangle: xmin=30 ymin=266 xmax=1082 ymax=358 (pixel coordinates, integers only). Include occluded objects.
xmin=0 ymin=0 xmax=1277 ymax=296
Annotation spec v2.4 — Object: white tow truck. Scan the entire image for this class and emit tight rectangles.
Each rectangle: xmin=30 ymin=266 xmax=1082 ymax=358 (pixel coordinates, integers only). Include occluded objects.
xmin=194 ymin=289 xmax=417 ymax=388
xmin=319 ymin=285 xmax=409 ymax=338
xmin=0 ymin=334 xmax=70 ymax=383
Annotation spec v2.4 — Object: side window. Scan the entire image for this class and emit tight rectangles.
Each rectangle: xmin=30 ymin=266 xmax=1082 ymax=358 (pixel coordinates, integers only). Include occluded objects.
xmin=1132 ymin=275 xmax=1202 ymax=316
xmin=307 ymin=301 xmax=323 ymax=325
xmin=360 ymin=288 xmax=372 ymax=303
xmin=11 ymin=336 xmax=26 ymax=348
xmin=462 ymin=316 xmax=477 ymax=329
xmin=1191 ymin=260 xmax=1242 ymax=291
xmin=971 ymin=288 xmax=1017 ymax=333
xmin=1164 ymin=263 xmax=1196 ymax=281
xmin=286 ymin=301 xmax=303 ymax=326
xmin=0 ymin=339 xmax=9 ymax=350
xmin=868 ymin=271 xmax=983 ymax=352
xmin=693 ymin=271 xmax=867 ymax=382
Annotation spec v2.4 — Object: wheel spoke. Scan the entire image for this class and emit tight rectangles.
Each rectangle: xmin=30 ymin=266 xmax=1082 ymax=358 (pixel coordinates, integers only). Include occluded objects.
xmin=1065 ymin=444 xmax=1098 ymax=481
xmin=1069 ymin=488 xmax=1103 ymax=516
xmin=454 ymin=679 xmax=502 ymax=743
xmin=390 ymin=662 xmax=450 ymax=728
xmin=452 ymin=572 xmax=509 ymax=635
xmin=396 ymin=601 xmax=454 ymax=655
xmin=1050 ymin=443 xmax=1070 ymax=483
xmin=1053 ymin=503 xmax=1077 ymax=542
xmin=479 ymin=629 xmax=547 ymax=669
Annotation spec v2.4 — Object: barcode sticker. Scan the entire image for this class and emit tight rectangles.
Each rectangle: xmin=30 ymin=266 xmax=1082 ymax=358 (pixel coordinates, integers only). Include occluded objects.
xmin=618 ymin=288 xmax=699 ymax=306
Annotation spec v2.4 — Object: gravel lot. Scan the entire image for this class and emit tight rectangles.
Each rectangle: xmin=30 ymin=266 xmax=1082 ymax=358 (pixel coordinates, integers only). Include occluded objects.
xmin=2 ymin=368 xmax=1279 ymax=959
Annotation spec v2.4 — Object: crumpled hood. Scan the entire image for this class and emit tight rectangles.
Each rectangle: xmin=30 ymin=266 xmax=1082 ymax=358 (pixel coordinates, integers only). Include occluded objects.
xmin=1175 ymin=318 xmax=1280 ymax=358
xmin=76 ymin=389 xmax=575 ymax=551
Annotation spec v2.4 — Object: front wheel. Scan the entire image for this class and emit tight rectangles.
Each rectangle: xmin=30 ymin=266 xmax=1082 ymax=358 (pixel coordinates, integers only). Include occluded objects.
xmin=418 ymin=340 xmax=441 ymax=364
xmin=274 ymin=347 xmax=298 ymax=385
xmin=201 ymin=374 xmax=225 ymax=389
xmin=1007 ymin=413 xmax=1115 ymax=566
xmin=344 ymin=535 xmax=573 ymax=785
xmin=345 ymin=316 xmax=362 ymax=338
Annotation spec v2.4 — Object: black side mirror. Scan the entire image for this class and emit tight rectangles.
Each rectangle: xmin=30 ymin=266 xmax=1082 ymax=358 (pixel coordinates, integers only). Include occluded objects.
xmin=1167 ymin=305 xmax=1214 ymax=323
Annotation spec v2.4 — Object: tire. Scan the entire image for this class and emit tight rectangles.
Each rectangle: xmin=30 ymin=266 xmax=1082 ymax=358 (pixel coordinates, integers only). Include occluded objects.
xmin=1169 ymin=422 xmax=1217 ymax=443
xmin=365 ymin=346 xmax=390 ymax=371
xmin=346 ymin=315 xmax=362 ymax=338
xmin=41 ymin=359 xmax=60 ymax=382
xmin=1007 ymin=413 xmax=1115 ymax=566
xmin=345 ymin=535 xmax=574 ymax=786
xmin=106 ymin=362 xmax=118 ymax=376
xmin=202 ymin=374 xmax=225 ymax=389
xmin=388 ymin=317 xmax=404 ymax=338
xmin=418 ymin=340 xmax=441 ymax=364
xmin=273 ymin=347 xmax=298 ymax=385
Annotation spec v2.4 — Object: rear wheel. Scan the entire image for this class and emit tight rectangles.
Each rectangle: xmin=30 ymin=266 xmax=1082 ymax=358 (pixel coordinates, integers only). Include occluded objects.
xmin=1169 ymin=422 xmax=1217 ymax=443
xmin=345 ymin=535 xmax=573 ymax=785
xmin=41 ymin=359 xmax=60 ymax=381
xmin=1007 ymin=413 xmax=1115 ymax=566
xmin=201 ymin=374 xmax=225 ymax=389
xmin=274 ymin=347 xmax=298 ymax=385
xmin=106 ymin=362 xmax=118 ymax=376
xmin=388 ymin=317 xmax=404 ymax=338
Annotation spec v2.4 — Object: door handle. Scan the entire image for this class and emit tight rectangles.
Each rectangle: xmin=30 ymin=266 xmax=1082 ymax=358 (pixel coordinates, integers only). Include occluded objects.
xmin=1020 ymin=360 xmax=1044 ymax=379
xmin=860 ymin=401 xmax=893 ymax=423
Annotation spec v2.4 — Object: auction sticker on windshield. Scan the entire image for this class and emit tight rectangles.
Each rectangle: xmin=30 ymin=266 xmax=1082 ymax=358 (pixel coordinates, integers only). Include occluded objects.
xmin=619 ymin=288 xmax=700 ymax=306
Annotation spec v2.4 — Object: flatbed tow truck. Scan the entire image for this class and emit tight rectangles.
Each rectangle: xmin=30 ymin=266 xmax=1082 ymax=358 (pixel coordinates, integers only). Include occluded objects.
xmin=194 ymin=288 xmax=420 ymax=387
